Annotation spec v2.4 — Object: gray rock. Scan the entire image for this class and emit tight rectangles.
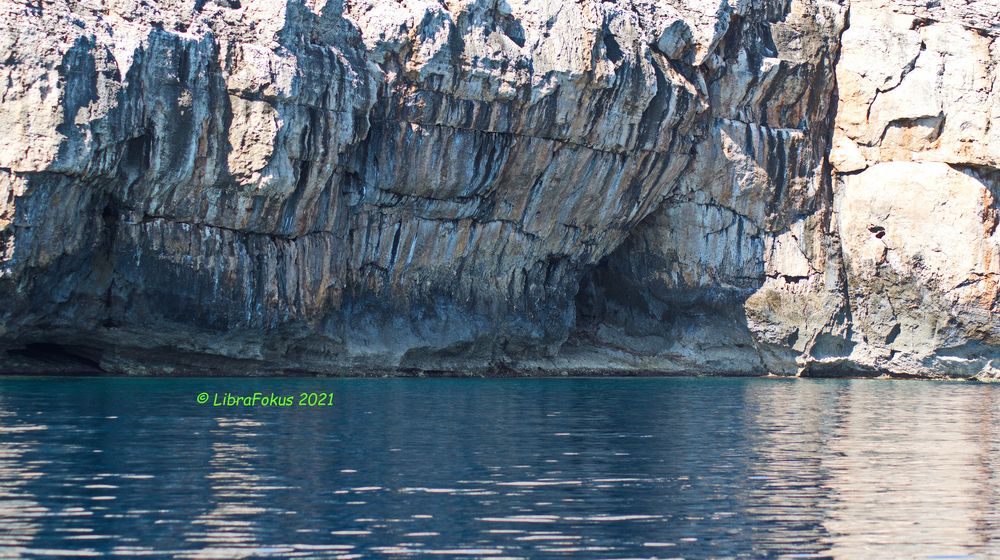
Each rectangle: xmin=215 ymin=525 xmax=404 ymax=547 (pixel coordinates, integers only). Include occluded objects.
xmin=0 ymin=0 xmax=995 ymax=377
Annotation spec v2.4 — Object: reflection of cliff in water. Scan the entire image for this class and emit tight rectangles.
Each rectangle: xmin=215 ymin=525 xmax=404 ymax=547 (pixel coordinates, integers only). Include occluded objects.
xmin=2 ymin=377 xmax=1000 ymax=556
xmin=820 ymin=383 xmax=1000 ymax=556
xmin=0 ymin=396 xmax=47 ymax=558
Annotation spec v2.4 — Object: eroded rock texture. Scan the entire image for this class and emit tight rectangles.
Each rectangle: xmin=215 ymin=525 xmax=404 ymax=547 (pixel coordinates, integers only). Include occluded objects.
xmin=818 ymin=0 xmax=1000 ymax=377
xmin=0 ymin=0 xmax=996 ymax=377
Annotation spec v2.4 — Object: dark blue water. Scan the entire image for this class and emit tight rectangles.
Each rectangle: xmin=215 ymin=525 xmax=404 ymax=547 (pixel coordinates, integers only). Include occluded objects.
xmin=0 ymin=377 xmax=998 ymax=558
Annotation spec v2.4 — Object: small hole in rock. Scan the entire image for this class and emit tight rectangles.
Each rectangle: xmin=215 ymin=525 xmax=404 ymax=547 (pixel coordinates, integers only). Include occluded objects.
xmin=868 ymin=225 xmax=886 ymax=239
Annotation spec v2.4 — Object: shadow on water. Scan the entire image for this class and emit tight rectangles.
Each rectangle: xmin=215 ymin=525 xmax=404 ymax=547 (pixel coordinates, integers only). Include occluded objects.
xmin=0 ymin=377 xmax=997 ymax=558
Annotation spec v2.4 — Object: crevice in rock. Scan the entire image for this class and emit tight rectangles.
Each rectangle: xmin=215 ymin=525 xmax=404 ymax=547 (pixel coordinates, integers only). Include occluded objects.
xmin=774 ymin=274 xmax=809 ymax=284
xmin=601 ymin=25 xmax=624 ymax=64
xmin=866 ymin=40 xmax=925 ymax=122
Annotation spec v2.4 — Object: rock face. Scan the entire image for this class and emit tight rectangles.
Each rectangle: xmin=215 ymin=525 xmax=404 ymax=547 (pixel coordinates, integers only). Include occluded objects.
xmin=743 ymin=0 xmax=1000 ymax=379
xmin=0 ymin=0 xmax=996 ymax=377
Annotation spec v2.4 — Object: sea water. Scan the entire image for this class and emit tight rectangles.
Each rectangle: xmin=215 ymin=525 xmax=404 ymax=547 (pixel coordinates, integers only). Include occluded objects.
xmin=0 ymin=376 xmax=997 ymax=558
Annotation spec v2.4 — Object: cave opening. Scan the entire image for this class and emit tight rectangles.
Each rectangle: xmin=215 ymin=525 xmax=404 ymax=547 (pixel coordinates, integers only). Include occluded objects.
xmin=6 ymin=342 xmax=105 ymax=373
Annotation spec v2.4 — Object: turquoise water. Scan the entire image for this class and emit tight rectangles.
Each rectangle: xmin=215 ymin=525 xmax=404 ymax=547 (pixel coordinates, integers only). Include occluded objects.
xmin=0 ymin=377 xmax=998 ymax=558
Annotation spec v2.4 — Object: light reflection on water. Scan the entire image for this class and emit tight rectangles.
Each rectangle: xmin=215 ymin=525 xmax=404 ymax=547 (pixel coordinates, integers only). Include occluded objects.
xmin=0 ymin=377 xmax=996 ymax=558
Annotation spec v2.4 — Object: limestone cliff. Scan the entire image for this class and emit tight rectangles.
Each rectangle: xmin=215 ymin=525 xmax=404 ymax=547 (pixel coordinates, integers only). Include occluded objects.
xmin=0 ymin=0 xmax=996 ymax=377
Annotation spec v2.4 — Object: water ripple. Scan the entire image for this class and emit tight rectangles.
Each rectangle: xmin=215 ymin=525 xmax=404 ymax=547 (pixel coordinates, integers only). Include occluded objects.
xmin=0 ymin=377 xmax=997 ymax=558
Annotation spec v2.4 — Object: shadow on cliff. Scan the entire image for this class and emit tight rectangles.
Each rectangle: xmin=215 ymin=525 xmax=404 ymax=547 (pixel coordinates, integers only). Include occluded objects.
xmin=557 ymin=0 xmax=848 ymax=375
